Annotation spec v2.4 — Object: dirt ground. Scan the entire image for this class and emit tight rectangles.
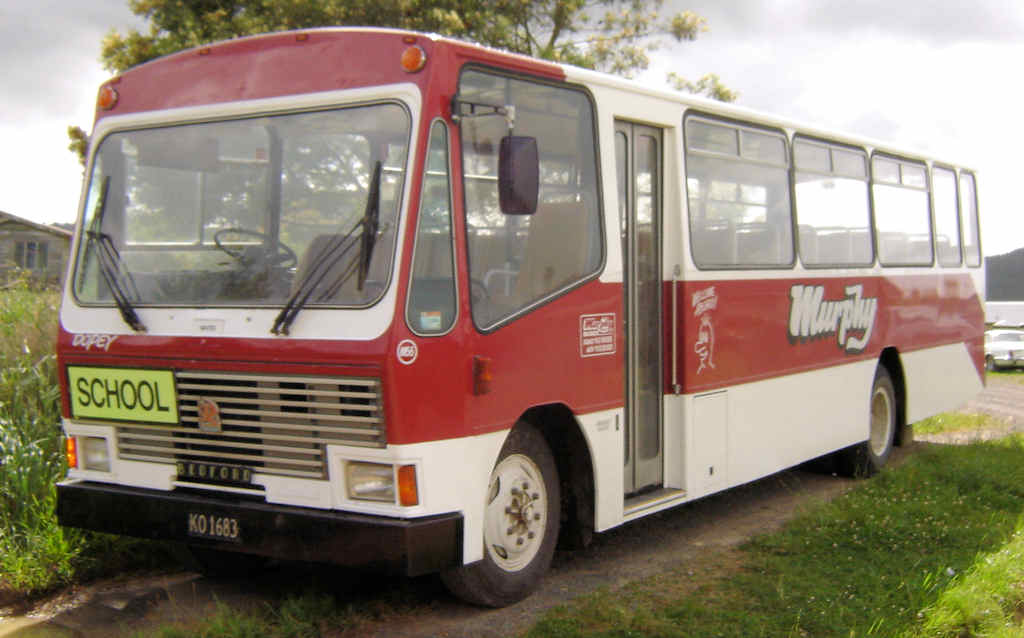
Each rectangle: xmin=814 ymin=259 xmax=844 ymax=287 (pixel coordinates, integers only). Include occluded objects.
xmin=3 ymin=374 xmax=1022 ymax=638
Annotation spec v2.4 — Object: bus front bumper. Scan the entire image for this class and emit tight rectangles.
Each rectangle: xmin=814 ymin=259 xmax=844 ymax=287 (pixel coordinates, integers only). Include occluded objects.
xmin=56 ymin=480 xmax=463 ymax=577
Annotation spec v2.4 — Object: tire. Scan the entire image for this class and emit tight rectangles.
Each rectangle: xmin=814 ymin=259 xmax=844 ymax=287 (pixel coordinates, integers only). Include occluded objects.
xmin=837 ymin=366 xmax=896 ymax=477
xmin=441 ymin=423 xmax=560 ymax=607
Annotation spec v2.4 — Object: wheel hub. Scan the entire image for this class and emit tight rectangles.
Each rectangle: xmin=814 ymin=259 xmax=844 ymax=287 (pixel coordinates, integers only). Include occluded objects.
xmin=484 ymin=454 xmax=547 ymax=572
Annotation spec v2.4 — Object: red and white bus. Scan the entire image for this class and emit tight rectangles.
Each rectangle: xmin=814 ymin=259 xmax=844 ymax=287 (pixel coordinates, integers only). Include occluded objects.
xmin=56 ymin=28 xmax=984 ymax=606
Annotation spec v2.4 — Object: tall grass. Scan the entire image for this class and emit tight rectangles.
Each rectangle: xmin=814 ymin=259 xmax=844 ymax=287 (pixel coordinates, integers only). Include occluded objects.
xmin=0 ymin=278 xmax=74 ymax=591
xmin=0 ymin=278 xmax=180 ymax=596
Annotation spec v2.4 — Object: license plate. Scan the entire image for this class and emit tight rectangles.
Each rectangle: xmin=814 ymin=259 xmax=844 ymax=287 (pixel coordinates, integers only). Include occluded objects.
xmin=187 ymin=512 xmax=242 ymax=543
xmin=67 ymin=366 xmax=178 ymax=424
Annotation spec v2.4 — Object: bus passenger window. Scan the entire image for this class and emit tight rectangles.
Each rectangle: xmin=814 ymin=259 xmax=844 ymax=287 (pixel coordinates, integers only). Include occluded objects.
xmin=932 ymin=166 xmax=962 ymax=267
xmin=684 ymin=117 xmax=793 ymax=269
xmin=793 ymin=139 xmax=872 ymax=267
xmin=872 ymin=156 xmax=932 ymax=266
xmin=960 ymin=171 xmax=981 ymax=267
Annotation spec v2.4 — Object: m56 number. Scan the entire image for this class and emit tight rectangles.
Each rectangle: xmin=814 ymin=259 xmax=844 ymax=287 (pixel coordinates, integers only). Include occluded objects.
xmin=188 ymin=512 xmax=241 ymax=542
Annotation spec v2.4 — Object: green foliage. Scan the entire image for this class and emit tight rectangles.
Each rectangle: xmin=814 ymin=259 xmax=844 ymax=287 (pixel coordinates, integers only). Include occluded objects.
xmin=67 ymin=125 xmax=89 ymax=167
xmin=0 ymin=287 xmax=72 ymax=592
xmin=0 ymin=287 xmax=177 ymax=595
xmin=667 ymin=71 xmax=739 ymax=102
xmin=527 ymin=434 xmax=1024 ymax=638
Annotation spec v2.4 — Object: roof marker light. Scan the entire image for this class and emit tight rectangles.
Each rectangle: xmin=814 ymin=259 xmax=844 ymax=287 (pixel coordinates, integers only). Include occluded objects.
xmin=401 ymin=45 xmax=427 ymax=73
xmin=97 ymin=84 xmax=119 ymax=110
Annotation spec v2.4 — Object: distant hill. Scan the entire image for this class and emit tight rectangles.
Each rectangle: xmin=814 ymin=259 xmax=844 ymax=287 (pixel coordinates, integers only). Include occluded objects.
xmin=987 ymin=248 xmax=1024 ymax=301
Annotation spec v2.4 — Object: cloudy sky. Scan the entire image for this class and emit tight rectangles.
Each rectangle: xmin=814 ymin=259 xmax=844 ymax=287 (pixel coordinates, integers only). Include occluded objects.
xmin=2 ymin=1 xmax=1022 ymax=255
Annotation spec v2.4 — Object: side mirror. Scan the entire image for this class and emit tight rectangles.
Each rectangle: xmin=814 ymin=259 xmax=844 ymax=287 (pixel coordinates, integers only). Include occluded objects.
xmin=498 ymin=135 xmax=539 ymax=215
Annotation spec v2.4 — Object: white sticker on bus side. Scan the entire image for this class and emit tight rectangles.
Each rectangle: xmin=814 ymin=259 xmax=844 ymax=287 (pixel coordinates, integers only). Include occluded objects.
xmin=580 ymin=313 xmax=616 ymax=358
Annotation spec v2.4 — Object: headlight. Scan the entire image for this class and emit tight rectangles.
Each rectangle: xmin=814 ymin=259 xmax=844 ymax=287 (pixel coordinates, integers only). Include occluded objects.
xmin=81 ymin=436 xmax=111 ymax=472
xmin=346 ymin=461 xmax=395 ymax=502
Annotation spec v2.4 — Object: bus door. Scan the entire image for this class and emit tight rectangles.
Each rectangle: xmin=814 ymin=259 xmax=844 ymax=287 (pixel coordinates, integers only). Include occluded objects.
xmin=615 ymin=121 xmax=664 ymax=495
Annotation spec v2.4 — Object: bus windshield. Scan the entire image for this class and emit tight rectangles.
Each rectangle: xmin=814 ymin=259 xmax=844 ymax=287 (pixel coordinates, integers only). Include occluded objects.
xmin=72 ymin=102 xmax=410 ymax=309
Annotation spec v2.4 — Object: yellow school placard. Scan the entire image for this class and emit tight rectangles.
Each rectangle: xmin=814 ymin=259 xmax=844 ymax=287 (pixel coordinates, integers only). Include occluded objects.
xmin=68 ymin=366 xmax=178 ymax=424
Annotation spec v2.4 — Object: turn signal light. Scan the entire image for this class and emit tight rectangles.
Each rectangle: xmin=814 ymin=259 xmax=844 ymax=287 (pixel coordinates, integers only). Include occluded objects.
xmin=65 ymin=437 xmax=78 ymax=469
xmin=398 ymin=464 xmax=419 ymax=506
xmin=400 ymin=45 xmax=427 ymax=73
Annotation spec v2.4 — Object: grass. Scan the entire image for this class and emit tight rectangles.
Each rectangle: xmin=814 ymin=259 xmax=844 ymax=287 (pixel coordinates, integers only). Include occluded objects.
xmin=134 ymin=594 xmax=366 ymax=638
xmin=526 ymin=435 xmax=1024 ymax=638
xmin=0 ymin=279 xmax=177 ymax=597
xmin=915 ymin=412 xmax=999 ymax=436
xmin=912 ymin=519 xmax=1024 ymax=638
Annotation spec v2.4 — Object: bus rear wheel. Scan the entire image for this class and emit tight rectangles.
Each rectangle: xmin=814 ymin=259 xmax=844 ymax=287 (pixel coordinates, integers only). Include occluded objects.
xmin=837 ymin=366 xmax=896 ymax=477
xmin=441 ymin=422 xmax=560 ymax=607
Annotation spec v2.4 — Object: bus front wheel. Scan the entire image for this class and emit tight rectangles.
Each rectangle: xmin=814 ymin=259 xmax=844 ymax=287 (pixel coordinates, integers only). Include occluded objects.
xmin=837 ymin=366 xmax=896 ymax=477
xmin=441 ymin=422 xmax=560 ymax=607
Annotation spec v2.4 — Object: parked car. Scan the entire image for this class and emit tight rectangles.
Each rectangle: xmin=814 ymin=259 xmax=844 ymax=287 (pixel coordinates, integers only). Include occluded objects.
xmin=984 ymin=329 xmax=1024 ymax=371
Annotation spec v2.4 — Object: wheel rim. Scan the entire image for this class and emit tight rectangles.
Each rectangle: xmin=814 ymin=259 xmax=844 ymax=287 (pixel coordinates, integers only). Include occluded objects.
xmin=869 ymin=384 xmax=893 ymax=457
xmin=483 ymin=453 xmax=548 ymax=573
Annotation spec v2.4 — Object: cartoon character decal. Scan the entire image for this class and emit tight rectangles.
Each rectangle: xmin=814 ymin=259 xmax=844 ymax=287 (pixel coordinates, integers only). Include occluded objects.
xmin=692 ymin=286 xmax=717 ymax=374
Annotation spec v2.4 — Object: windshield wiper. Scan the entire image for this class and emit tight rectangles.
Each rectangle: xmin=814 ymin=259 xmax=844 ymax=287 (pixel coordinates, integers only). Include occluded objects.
xmin=271 ymin=161 xmax=382 ymax=335
xmin=86 ymin=177 xmax=146 ymax=332
xmin=358 ymin=160 xmax=383 ymax=290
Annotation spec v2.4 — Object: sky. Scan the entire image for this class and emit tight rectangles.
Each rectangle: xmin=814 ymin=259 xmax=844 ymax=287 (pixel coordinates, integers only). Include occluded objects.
xmin=1 ymin=1 xmax=1022 ymax=255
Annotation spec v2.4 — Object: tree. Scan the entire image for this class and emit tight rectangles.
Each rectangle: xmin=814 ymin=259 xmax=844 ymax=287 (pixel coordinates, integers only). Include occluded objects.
xmin=71 ymin=0 xmax=734 ymax=163
xmin=667 ymin=71 xmax=738 ymax=103
xmin=67 ymin=125 xmax=89 ymax=167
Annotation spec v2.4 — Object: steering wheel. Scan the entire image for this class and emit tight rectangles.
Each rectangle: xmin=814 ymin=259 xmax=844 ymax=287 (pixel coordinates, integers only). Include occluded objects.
xmin=214 ymin=228 xmax=297 ymax=269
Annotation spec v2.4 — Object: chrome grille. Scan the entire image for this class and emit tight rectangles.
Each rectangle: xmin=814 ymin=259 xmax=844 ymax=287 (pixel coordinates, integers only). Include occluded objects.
xmin=116 ymin=371 xmax=384 ymax=480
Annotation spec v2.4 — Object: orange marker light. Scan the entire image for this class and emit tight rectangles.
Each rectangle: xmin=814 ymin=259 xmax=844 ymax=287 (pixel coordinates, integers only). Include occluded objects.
xmin=97 ymin=85 xmax=119 ymax=110
xmin=66 ymin=437 xmax=78 ymax=469
xmin=473 ymin=356 xmax=493 ymax=396
xmin=398 ymin=465 xmax=419 ymax=506
xmin=400 ymin=45 xmax=427 ymax=73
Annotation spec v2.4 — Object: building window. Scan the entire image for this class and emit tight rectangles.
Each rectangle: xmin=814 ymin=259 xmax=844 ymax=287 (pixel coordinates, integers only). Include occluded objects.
xmin=15 ymin=241 xmax=48 ymax=270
